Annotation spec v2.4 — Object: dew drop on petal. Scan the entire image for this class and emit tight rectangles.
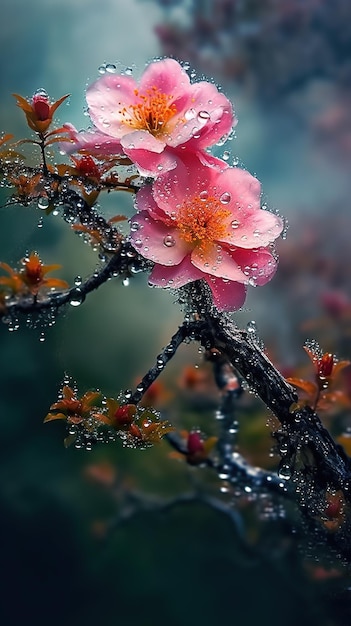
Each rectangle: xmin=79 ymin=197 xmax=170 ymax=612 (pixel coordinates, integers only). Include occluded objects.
xmin=198 ymin=110 xmax=210 ymax=121
xmin=220 ymin=192 xmax=231 ymax=204
xmin=163 ymin=235 xmax=176 ymax=247
xmin=199 ymin=190 xmax=208 ymax=201
xmin=231 ymin=219 xmax=240 ymax=229
xmin=185 ymin=108 xmax=196 ymax=120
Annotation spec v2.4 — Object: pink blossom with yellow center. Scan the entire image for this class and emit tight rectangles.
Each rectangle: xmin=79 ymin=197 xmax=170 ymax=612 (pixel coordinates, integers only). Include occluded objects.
xmin=130 ymin=156 xmax=283 ymax=311
xmin=71 ymin=59 xmax=234 ymax=176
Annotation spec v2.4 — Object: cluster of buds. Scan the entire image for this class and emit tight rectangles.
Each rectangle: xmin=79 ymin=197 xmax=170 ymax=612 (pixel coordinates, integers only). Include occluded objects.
xmin=44 ymin=384 xmax=173 ymax=450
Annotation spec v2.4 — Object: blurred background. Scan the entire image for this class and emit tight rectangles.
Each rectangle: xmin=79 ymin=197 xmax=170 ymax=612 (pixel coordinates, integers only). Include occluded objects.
xmin=1 ymin=1 xmax=351 ymax=624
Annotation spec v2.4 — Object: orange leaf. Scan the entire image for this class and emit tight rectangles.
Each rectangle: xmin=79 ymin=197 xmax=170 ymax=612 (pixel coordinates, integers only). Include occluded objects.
xmin=286 ymin=377 xmax=318 ymax=397
xmin=44 ymin=412 xmax=67 ymax=423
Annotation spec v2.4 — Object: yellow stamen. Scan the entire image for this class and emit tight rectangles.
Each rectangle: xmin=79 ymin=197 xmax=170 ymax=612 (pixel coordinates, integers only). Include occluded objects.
xmin=119 ymin=86 xmax=177 ymax=136
xmin=177 ymin=195 xmax=231 ymax=246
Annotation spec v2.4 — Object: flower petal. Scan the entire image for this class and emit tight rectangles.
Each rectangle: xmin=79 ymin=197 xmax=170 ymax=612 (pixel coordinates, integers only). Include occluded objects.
xmin=191 ymin=243 xmax=248 ymax=282
xmin=166 ymin=80 xmax=235 ymax=149
xmin=207 ymin=278 xmax=247 ymax=311
xmin=130 ymin=212 xmax=192 ymax=265
xmin=86 ymin=74 xmax=138 ymax=137
xmin=121 ymin=130 xmax=165 ymax=154
xmin=149 ymin=255 xmax=204 ymax=288
xmin=139 ymin=58 xmax=192 ymax=100
xmin=230 ymin=247 xmax=278 ymax=286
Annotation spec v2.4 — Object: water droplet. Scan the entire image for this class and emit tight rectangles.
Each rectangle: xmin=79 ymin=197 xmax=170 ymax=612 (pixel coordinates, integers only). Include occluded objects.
xmin=125 ymin=67 xmax=133 ymax=75
xmin=122 ymin=277 xmax=130 ymax=287
xmin=69 ymin=288 xmax=85 ymax=306
xmin=231 ymin=219 xmax=240 ymax=229
xmin=98 ymin=64 xmax=106 ymax=74
xmin=105 ymin=63 xmax=117 ymax=73
xmin=199 ymin=190 xmax=208 ymax=201
xmin=222 ymin=150 xmax=230 ymax=161
xmin=38 ymin=196 xmax=49 ymax=210
xmin=198 ymin=110 xmax=209 ymax=121
xmin=34 ymin=88 xmax=48 ymax=98
xmin=37 ymin=217 xmax=44 ymax=228
xmin=74 ymin=275 xmax=82 ymax=287
xmin=220 ymin=191 xmax=231 ymax=204
xmin=247 ymin=320 xmax=257 ymax=335
xmin=163 ymin=235 xmax=175 ymax=247
xmin=185 ymin=108 xmax=196 ymax=120
xmin=39 ymin=332 xmax=45 ymax=343
xmin=278 ymin=464 xmax=292 ymax=480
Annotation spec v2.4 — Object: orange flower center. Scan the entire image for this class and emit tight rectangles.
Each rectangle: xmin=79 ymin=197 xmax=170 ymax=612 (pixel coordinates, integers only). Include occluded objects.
xmin=119 ymin=86 xmax=177 ymax=136
xmin=177 ymin=194 xmax=231 ymax=246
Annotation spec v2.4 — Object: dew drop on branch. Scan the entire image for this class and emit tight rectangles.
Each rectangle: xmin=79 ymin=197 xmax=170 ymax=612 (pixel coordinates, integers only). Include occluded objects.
xmin=69 ymin=288 xmax=85 ymax=306
xmin=38 ymin=197 xmax=49 ymax=211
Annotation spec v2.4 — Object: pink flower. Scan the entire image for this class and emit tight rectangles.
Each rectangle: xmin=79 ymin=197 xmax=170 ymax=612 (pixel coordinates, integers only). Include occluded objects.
xmin=84 ymin=59 xmax=234 ymax=176
xmin=130 ymin=156 xmax=283 ymax=311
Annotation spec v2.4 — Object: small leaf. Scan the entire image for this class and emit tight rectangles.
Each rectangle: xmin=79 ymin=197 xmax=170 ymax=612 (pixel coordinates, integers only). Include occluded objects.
xmin=286 ymin=377 xmax=318 ymax=397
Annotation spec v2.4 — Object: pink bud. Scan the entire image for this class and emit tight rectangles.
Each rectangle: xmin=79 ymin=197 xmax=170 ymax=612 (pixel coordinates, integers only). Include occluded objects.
xmin=32 ymin=94 xmax=51 ymax=121
xmin=187 ymin=432 xmax=204 ymax=456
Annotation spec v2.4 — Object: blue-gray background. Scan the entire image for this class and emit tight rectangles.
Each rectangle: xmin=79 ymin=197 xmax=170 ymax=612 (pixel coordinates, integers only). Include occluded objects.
xmin=1 ymin=2 xmax=351 ymax=625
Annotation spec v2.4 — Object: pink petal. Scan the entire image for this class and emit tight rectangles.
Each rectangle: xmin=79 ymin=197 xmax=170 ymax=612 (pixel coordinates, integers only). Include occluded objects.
xmin=166 ymin=81 xmax=235 ymax=149
xmin=196 ymin=151 xmax=230 ymax=171
xmin=191 ymin=243 xmax=248 ymax=282
xmin=130 ymin=212 xmax=192 ymax=265
xmin=230 ymin=247 xmax=278 ymax=286
xmin=216 ymin=167 xmax=261 ymax=211
xmin=208 ymin=278 xmax=247 ymax=311
xmin=149 ymin=260 xmax=247 ymax=312
xmin=123 ymin=144 xmax=179 ymax=177
xmin=121 ymin=130 xmax=165 ymax=154
xmin=152 ymin=153 xmax=213 ymax=216
xmin=60 ymin=126 xmax=123 ymax=157
xmin=220 ymin=209 xmax=283 ymax=249
xmin=134 ymin=186 xmax=166 ymax=221
xmin=139 ymin=59 xmax=192 ymax=100
xmin=149 ymin=255 xmax=204 ymax=288
xmin=86 ymin=74 xmax=138 ymax=137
